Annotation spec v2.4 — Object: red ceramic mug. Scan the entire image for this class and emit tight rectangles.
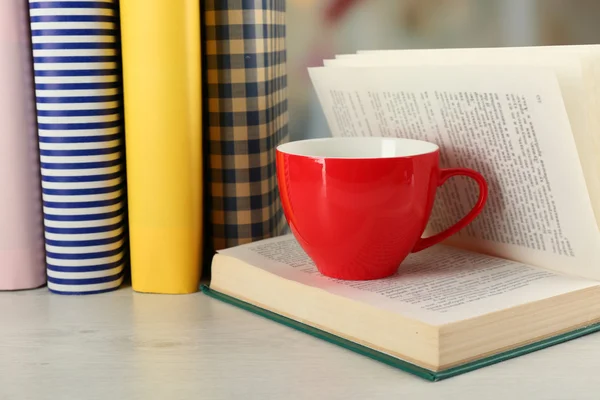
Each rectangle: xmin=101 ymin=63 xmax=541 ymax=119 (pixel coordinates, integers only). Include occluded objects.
xmin=276 ymin=137 xmax=488 ymax=280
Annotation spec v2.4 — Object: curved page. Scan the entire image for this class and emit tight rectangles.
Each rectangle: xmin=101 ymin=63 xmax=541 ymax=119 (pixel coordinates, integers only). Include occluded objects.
xmin=0 ymin=0 xmax=45 ymax=290
xmin=119 ymin=0 xmax=202 ymax=293
xmin=29 ymin=0 xmax=127 ymax=294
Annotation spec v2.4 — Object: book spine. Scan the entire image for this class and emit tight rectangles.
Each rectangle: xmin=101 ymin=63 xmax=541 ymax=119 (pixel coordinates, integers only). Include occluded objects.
xmin=29 ymin=0 xmax=127 ymax=295
xmin=0 ymin=0 xmax=46 ymax=290
xmin=119 ymin=0 xmax=202 ymax=293
xmin=203 ymin=0 xmax=289 ymax=251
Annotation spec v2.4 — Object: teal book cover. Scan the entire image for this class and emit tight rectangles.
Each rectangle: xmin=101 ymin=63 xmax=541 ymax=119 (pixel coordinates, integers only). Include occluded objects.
xmin=201 ymin=285 xmax=600 ymax=381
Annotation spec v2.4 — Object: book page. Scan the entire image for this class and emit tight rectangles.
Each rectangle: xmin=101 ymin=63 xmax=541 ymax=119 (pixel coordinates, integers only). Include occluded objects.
xmin=218 ymin=235 xmax=600 ymax=326
xmin=352 ymin=44 xmax=600 ymax=56
xmin=324 ymin=47 xmax=600 ymax=221
xmin=308 ymin=65 xmax=600 ymax=280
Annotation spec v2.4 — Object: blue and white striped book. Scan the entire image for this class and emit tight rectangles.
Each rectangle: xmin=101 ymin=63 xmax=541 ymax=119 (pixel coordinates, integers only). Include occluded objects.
xmin=29 ymin=0 xmax=127 ymax=295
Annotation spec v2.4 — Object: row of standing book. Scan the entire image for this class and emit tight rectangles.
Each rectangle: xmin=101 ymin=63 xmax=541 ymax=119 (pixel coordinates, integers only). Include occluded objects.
xmin=0 ymin=0 xmax=288 ymax=295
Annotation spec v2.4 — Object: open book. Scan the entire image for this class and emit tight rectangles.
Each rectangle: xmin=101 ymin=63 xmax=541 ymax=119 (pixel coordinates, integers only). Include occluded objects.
xmin=205 ymin=45 xmax=600 ymax=381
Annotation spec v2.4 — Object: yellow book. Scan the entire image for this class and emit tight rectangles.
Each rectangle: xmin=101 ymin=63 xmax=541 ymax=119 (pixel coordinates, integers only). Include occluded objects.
xmin=119 ymin=0 xmax=202 ymax=293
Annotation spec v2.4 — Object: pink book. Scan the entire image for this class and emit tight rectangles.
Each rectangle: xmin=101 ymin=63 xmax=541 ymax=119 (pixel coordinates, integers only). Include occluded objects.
xmin=0 ymin=0 xmax=46 ymax=290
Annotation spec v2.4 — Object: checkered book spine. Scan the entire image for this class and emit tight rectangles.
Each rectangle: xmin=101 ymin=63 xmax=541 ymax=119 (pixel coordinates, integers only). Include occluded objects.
xmin=204 ymin=0 xmax=289 ymax=251
xmin=29 ymin=0 xmax=127 ymax=295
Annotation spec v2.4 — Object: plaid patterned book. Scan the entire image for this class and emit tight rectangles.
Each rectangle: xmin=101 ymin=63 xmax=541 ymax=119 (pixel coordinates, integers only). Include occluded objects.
xmin=203 ymin=0 xmax=289 ymax=253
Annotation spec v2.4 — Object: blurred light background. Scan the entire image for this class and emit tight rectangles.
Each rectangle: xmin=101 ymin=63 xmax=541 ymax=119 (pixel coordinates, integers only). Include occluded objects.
xmin=287 ymin=0 xmax=600 ymax=141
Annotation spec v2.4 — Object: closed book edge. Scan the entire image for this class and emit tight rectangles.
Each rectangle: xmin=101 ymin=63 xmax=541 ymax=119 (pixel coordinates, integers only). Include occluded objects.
xmin=201 ymin=284 xmax=600 ymax=381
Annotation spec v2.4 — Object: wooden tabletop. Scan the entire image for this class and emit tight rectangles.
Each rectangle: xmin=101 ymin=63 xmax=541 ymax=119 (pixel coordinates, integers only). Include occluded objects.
xmin=1 ymin=285 xmax=598 ymax=399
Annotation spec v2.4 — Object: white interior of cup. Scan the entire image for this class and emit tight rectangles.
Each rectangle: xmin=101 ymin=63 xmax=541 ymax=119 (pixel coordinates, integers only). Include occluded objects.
xmin=277 ymin=137 xmax=439 ymax=158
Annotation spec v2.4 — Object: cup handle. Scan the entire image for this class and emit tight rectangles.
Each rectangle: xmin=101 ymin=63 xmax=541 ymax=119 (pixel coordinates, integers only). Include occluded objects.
xmin=412 ymin=168 xmax=488 ymax=253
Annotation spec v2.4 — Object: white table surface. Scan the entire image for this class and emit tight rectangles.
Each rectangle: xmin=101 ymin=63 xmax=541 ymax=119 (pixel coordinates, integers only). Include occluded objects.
xmin=1 ymin=284 xmax=598 ymax=400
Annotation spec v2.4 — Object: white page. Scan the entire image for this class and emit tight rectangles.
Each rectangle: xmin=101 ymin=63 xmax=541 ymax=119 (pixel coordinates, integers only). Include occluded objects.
xmin=307 ymin=65 xmax=600 ymax=280
xmin=353 ymin=44 xmax=600 ymax=56
xmin=322 ymin=51 xmax=600 ymax=219
xmin=322 ymin=55 xmax=586 ymax=159
xmin=218 ymin=235 xmax=599 ymax=326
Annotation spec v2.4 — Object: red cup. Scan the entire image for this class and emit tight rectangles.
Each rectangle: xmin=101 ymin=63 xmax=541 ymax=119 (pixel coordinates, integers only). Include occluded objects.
xmin=276 ymin=137 xmax=488 ymax=280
